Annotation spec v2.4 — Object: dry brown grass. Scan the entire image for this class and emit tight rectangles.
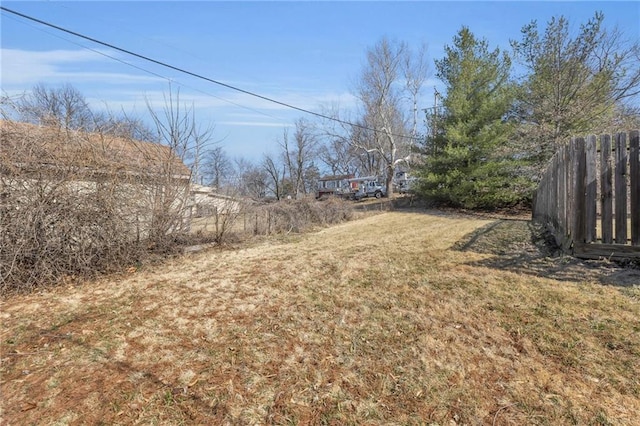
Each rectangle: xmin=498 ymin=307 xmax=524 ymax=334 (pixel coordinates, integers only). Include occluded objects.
xmin=1 ymin=210 xmax=639 ymax=425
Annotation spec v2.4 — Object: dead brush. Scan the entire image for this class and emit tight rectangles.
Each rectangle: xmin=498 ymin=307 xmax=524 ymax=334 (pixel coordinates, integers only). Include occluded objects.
xmin=246 ymin=197 xmax=356 ymax=235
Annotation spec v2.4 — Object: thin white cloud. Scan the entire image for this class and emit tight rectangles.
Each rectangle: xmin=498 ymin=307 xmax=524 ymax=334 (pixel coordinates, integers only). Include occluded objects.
xmin=2 ymin=47 xmax=103 ymax=64
xmin=1 ymin=48 xmax=100 ymax=85
xmin=1 ymin=48 xmax=360 ymax=131
xmin=56 ymin=71 xmax=165 ymax=84
xmin=219 ymin=121 xmax=293 ymax=128
xmin=127 ymin=87 xmax=358 ymax=117
xmin=0 ymin=48 xmax=163 ymax=86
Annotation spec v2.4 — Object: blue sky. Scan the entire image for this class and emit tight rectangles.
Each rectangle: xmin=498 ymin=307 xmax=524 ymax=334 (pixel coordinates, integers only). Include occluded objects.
xmin=2 ymin=1 xmax=639 ymax=162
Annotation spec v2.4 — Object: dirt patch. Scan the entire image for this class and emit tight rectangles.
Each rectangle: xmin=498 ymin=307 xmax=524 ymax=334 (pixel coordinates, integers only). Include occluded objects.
xmin=455 ymin=219 xmax=640 ymax=286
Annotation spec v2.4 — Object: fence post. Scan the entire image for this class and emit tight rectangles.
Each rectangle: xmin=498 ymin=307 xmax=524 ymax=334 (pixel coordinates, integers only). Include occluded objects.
xmin=615 ymin=133 xmax=628 ymax=244
xmin=214 ymin=206 xmax=219 ymax=236
xmin=267 ymin=209 xmax=271 ymax=235
xmin=252 ymin=212 xmax=256 ymax=235
xmin=630 ymin=130 xmax=640 ymax=246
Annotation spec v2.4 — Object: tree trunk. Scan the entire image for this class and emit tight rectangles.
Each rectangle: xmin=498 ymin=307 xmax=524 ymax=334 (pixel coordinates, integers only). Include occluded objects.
xmin=386 ymin=165 xmax=394 ymax=197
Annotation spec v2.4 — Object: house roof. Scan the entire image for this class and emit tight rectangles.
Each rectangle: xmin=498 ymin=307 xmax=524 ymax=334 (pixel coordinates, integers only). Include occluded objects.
xmin=347 ymin=175 xmax=379 ymax=182
xmin=0 ymin=120 xmax=191 ymax=179
xmin=318 ymin=174 xmax=354 ymax=181
xmin=191 ymin=184 xmax=240 ymax=202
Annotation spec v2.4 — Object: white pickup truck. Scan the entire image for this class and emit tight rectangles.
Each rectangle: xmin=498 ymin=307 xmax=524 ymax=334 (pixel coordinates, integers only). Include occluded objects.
xmin=348 ymin=177 xmax=387 ymax=200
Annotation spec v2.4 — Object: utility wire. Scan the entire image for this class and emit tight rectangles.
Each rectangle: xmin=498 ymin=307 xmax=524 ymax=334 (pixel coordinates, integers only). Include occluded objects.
xmin=2 ymin=10 xmax=285 ymax=125
xmin=2 ymin=13 xmax=169 ymax=83
xmin=39 ymin=1 xmax=284 ymax=120
xmin=1 ymin=5 xmax=420 ymax=141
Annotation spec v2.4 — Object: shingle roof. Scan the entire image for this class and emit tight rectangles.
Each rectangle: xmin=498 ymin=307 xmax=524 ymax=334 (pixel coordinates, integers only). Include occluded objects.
xmin=0 ymin=120 xmax=191 ymax=179
xmin=318 ymin=174 xmax=354 ymax=181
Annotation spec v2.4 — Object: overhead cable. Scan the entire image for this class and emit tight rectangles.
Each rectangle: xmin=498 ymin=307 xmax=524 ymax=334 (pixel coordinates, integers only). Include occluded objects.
xmin=3 ymin=10 xmax=286 ymax=126
xmin=1 ymin=6 xmax=420 ymax=141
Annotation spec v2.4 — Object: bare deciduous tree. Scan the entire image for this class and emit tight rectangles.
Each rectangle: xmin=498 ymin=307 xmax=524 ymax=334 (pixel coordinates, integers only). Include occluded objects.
xmin=280 ymin=119 xmax=319 ymax=199
xmin=262 ymin=153 xmax=286 ymax=200
xmin=317 ymin=105 xmax=364 ymax=176
xmin=353 ymin=37 xmax=429 ymax=196
xmin=232 ymin=158 xmax=268 ymax=200
xmin=146 ymin=85 xmax=215 ymax=183
xmin=145 ymin=86 xmax=216 ymax=242
xmin=403 ymin=42 xmax=430 ymax=145
xmin=203 ymin=146 xmax=232 ymax=189
xmin=14 ymin=83 xmax=94 ymax=131
xmin=93 ymin=109 xmax=158 ymax=142
xmin=318 ymin=137 xmax=359 ymax=176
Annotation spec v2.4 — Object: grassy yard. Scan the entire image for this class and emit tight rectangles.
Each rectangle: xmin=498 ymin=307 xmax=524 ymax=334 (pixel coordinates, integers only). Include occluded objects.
xmin=1 ymin=210 xmax=639 ymax=425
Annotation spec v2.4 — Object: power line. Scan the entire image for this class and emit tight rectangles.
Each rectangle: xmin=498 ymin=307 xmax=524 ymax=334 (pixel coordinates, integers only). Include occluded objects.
xmin=2 ymin=10 xmax=285 ymax=126
xmin=1 ymin=6 xmax=420 ymax=141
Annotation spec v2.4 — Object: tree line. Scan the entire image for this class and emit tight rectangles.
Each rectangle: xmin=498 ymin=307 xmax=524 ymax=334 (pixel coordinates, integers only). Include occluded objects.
xmin=419 ymin=12 xmax=640 ymax=209
xmin=3 ymin=11 xmax=639 ymax=209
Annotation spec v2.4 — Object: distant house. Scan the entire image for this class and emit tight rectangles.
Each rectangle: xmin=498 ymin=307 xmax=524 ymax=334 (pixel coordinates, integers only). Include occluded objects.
xmin=0 ymin=120 xmax=192 ymax=239
xmin=316 ymin=174 xmax=355 ymax=199
xmin=190 ymin=184 xmax=241 ymax=217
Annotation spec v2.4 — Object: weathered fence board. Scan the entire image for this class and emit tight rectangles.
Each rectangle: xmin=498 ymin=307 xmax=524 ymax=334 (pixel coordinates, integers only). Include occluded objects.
xmin=585 ymin=135 xmax=597 ymax=243
xmin=630 ymin=130 xmax=639 ymax=246
xmin=533 ymin=130 xmax=640 ymax=260
xmin=600 ymin=134 xmax=613 ymax=244
xmin=615 ymin=133 xmax=627 ymax=244
xmin=573 ymin=137 xmax=586 ymax=245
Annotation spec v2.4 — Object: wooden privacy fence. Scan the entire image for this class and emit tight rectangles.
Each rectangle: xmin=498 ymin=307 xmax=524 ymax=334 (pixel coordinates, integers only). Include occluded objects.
xmin=533 ymin=130 xmax=640 ymax=260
